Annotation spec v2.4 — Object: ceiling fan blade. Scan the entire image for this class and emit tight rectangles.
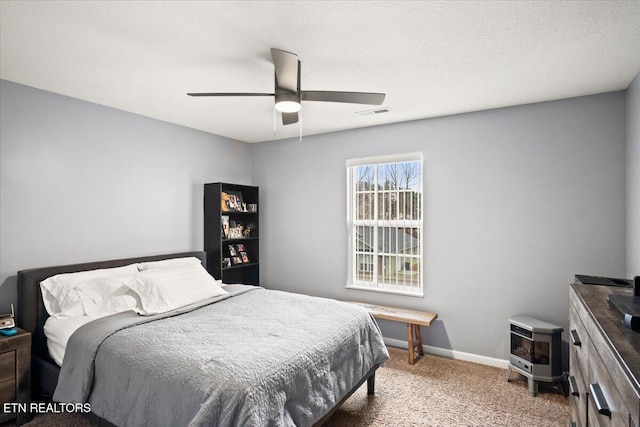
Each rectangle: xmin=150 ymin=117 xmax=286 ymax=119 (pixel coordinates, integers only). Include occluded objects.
xmin=187 ymin=92 xmax=274 ymax=97
xmin=271 ymin=48 xmax=299 ymax=93
xmin=301 ymin=91 xmax=385 ymax=105
xmin=282 ymin=112 xmax=299 ymax=126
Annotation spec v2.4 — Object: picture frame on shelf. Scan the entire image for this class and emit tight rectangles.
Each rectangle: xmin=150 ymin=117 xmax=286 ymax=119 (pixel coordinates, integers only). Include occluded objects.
xmin=221 ymin=215 xmax=230 ymax=239
xmin=222 ymin=191 xmax=244 ymax=212
xmin=222 ymin=258 xmax=231 ymax=268
xmin=221 ymin=192 xmax=230 ymax=212
xmin=240 ymin=252 xmax=249 ymax=263
xmin=229 ymin=194 xmax=239 ymax=211
xmin=235 ymin=244 xmax=245 ymax=252
xmin=231 ymin=256 xmax=243 ymax=265
xmin=228 ymin=244 xmax=237 ymax=257
xmin=229 ymin=220 xmax=244 ymax=238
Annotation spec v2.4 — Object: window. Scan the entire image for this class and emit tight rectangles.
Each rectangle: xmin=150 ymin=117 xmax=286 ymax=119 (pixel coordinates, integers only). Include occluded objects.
xmin=346 ymin=153 xmax=423 ymax=296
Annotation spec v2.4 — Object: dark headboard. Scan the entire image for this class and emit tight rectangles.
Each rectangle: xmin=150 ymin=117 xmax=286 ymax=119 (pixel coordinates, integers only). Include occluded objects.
xmin=17 ymin=251 xmax=207 ymax=364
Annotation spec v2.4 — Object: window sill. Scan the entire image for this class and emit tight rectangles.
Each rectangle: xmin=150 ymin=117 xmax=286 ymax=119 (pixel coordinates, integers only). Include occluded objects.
xmin=345 ymin=284 xmax=424 ymax=298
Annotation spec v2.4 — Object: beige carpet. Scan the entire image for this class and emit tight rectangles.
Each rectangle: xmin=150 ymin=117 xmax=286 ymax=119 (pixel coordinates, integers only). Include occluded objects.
xmin=327 ymin=347 xmax=567 ymax=426
xmin=4 ymin=347 xmax=567 ymax=427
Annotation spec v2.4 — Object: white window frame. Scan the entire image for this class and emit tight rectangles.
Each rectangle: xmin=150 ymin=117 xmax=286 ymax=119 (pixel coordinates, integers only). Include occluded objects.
xmin=346 ymin=153 xmax=424 ymax=297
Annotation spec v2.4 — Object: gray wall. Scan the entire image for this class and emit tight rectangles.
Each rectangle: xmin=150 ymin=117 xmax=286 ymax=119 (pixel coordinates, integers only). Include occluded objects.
xmin=627 ymin=72 xmax=640 ymax=278
xmin=0 ymin=80 xmax=251 ymax=313
xmin=250 ymin=92 xmax=627 ymax=361
xmin=0 ymin=79 xmax=629 ymax=363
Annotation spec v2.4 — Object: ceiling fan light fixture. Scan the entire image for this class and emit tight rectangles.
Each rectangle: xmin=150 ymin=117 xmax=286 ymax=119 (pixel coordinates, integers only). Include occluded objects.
xmin=274 ymin=94 xmax=301 ymax=113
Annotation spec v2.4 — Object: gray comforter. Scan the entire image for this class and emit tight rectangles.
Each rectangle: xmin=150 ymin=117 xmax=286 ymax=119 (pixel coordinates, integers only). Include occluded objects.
xmin=54 ymin=285 xmax=389 ymax=427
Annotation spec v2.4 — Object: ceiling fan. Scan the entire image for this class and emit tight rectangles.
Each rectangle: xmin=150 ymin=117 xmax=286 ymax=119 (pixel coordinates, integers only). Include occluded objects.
xmin=187 ymin=48 xmax=386 ymax=128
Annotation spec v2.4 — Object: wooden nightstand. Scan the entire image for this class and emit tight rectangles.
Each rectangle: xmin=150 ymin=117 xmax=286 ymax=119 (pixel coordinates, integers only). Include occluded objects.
xmin=0 ymin=329 xmax=31 ymax=426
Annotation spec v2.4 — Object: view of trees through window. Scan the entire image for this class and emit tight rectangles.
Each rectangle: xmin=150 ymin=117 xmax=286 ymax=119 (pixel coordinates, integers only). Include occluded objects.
xmin=350 ymin=159 xmax=423 ymax=293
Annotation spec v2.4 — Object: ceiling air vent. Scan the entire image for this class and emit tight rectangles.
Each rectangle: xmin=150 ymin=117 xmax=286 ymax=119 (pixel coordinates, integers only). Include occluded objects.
xmin=356 ymin=107 xmax=392 ymax=117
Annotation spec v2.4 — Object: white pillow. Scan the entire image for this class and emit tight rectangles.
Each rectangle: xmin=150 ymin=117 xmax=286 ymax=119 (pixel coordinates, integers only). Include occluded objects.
xmin=125 ymin=263 xmax=227 ymax=315
xmin=75 ymin=277 xmax=139 ymax=319
xmin=136 ymin=257 xmax=202 ymax=271
xmin=40 ymin=264 xmax=139 ymax=319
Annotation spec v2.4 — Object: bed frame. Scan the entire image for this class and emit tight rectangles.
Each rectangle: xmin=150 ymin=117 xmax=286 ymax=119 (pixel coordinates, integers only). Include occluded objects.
xmin=16 ymin=250 xmax=378 ymax=425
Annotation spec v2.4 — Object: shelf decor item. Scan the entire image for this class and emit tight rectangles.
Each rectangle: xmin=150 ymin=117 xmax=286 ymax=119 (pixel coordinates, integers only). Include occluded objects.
xmin=245 ymin=222 xmax=256 ymax=237
xmin=229 ymin=220 xmax=244 ymax=238
xmin=221 ymin=192 xmax=230 ymax=212
xmin=221 ymin=190 xmax=244 ymax=212
xmin=221 ymin=216 xmax=230 ymax=239
xmin=205 ymin=183 xmax=259 ymax=285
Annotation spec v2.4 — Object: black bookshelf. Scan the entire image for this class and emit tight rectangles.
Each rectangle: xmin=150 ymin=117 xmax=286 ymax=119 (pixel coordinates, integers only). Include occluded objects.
xmin=204 ymin=183 xmax=259 ymax=285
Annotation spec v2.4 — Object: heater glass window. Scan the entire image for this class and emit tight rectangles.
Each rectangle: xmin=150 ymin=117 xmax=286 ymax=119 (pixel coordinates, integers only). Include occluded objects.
xmin=533 ymin=341 xmax=550 ymax=365
xmin=511 ymin=334 xmax=533 ymax=362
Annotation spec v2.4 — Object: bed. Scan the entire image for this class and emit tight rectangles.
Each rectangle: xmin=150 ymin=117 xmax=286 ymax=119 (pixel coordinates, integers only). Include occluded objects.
xmin=17 ymin=251 xmax=388 ymax=427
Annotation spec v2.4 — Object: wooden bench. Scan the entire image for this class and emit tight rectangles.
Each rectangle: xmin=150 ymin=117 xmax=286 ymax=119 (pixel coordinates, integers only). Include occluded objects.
xmin=349 ymin=302 xmax=438 ymax=365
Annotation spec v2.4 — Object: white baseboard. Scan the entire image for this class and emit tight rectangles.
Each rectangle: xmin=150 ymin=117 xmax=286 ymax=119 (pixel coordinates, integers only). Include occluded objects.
xmin=383 ymin=337 xmax=509 ymax=369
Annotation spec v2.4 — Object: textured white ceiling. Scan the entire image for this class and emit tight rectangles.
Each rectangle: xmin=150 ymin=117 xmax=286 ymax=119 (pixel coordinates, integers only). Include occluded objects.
xmin=2 ymin=1 xmax=639 ymax=143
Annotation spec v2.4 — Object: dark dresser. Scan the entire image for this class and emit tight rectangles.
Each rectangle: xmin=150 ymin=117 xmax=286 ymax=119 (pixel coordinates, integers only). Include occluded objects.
xmin=569 ymin=283 xmax=640 ymax=427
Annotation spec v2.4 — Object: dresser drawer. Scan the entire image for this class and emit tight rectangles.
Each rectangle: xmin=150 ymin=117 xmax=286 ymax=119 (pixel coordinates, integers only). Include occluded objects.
xmin=588 ymin=345 xmax=630 ymax=427
xmin=570 ymin=301 xmax=591 ymax=378
xmin=0 ymin=378 xmax=16 ymax=404
xmin=594 ymin=338 xmax=640 ymax=426
xmin=579 ymin=302 xmax=640 ymax=424
xmin=0 ymin=351 xmax=14 ymax=383
xmin=569 ymin=357 xmax=588 ymax=427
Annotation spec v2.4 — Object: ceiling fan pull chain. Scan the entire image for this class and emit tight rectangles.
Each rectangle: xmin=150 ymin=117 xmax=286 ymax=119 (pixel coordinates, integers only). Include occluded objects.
xmin=299 ymin=109 xmax=302 ymax=141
